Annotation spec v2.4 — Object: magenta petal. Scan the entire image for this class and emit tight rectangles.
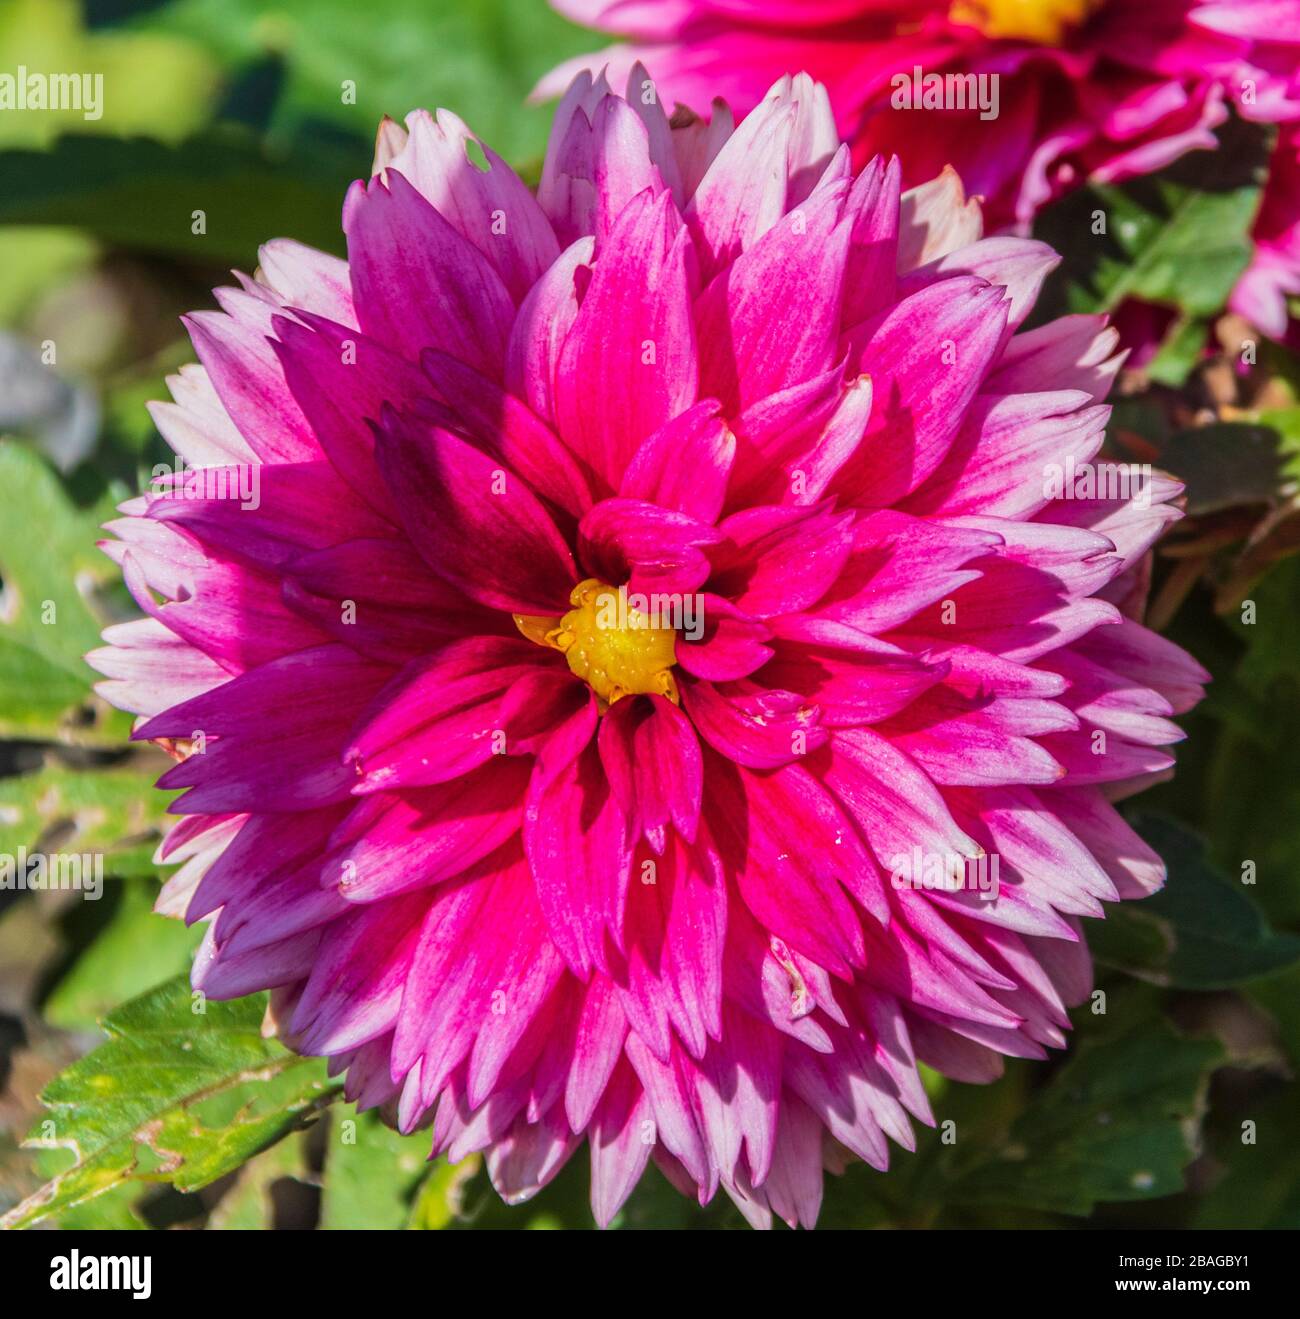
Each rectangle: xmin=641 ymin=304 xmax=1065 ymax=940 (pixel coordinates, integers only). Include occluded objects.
xmin=282 ymin=535 xmax=500 ymax=664
xmin=683 ymin=678 xmax=827 ymax=768
xmin=326 ymin=758 xmax=533 ymax=903
xmin=578 ymin=496 xmax=722 ymax=596
xmin=539 ymin=80 xmax=667 ymax=248
xmin=505 ymin=236 xmax=593 ymax=430
xmin=375 ymin=410 xmax=577 ymax=614
xmin=600 ymin=695 xmax=703 ymax=848
xmin=385 ymin=107 xmax=561 ymax=301
xmin=676 ymin=594 xmax=773 ymax=682
xmin=838 ymin=276 xmax=1011 ymax=506
xmin=273 ymin=313 xmax=428 ymax=513
xmin=708 ymin=758 xmax=868 ymax=977
xmin=620 ymin=400 xmax=735 ymax=524
xmin=182 ymin=302 xmax=321 ymax=465
xmin=421 ymin=349 xmax=596 ymax=520
xmin=710 ymin=503 xmax=854 ymax=617
xmin=524 ymin=741 xmax=631 ymax=976
xmin=140 ymin=646 xmax=390 ymax=813
xmin=566 ymin=977 xmax=629 ymax=1131
xmin=696 ymin=178 xmax=852 ymax=412
xmin=842 ymin=153 xmax=901 ymax=326
xmin=899 ymin=237 xmax=1059 ymax=332
xmin=821 ymin=726 xmax=982 ymax=868
xmin=96 ymin=64 xmax=1214 ymax=1226
xmin=590 ymin=1058 xmax=655 ymax=1227
xmin=554 ymin=189 xmax=699 ymax=487
xmin=685 ymin=91 xmax=795 ymax=280
xmin=347 ymin=637 xmax=547 ymax=790
xmin=344 ymin=169 xmax=515 ymax=377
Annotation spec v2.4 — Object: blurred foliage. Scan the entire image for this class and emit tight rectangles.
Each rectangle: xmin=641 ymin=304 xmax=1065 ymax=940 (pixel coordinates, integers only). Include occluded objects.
xmin=0 ymin=0 xmax=1299 ymax=1232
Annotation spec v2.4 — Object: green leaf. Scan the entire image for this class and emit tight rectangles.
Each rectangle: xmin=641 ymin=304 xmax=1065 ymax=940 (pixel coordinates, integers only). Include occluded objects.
xmin=1088 ymin=176 xmax=1260 ymax=317
xmin=1256 ymin=405 xmax=1300 ymax=484
xmin=0 ymin=0 xmax=220 ymax=150
xmin=45 ymin=1180 xmax=149 ymax=1230
xmin=1032 ymin=124 xmax=1269 ymax=329
xmin=947 ymin=1017 xmax=1223 ymax=1215
xmin=1231 ymin=555 xmax=1300 ymax=698
xmin=2 ymin=976 xmax=338 ymax=1229
xmin=1203 ymin=560 xmax=1300 ymax=926
xmin=0 ymin=638 xmax=90 ymax=738
xmin=319 ymin=1109 xmax=429 ymax=1230
xmin=0 ymin=440 xmax=106 ymax=657
xmin=1089 ymin=813 xmax=1300 ymax=989
xmin=1145 ymin=315 xmax=1210 ymax=388
xmin=1247 ymin=965 xmax=1300 ymax=1073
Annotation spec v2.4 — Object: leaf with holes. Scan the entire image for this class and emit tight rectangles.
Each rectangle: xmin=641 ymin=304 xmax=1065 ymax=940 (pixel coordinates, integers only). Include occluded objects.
xmin=2 ymin=977 xmax=338 ymax=1230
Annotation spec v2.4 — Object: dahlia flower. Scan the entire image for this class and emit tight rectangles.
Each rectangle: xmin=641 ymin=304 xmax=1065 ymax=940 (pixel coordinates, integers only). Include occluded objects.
xmin=542 ymin=1 xmax=1300 ymax=333
xmin=90 ymin=70 xmax=1206 ymax=1228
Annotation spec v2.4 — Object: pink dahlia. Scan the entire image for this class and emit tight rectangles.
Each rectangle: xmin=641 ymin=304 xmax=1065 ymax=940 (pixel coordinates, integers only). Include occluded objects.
xmin=90 ymin=71 xmax=1206 ymax=1228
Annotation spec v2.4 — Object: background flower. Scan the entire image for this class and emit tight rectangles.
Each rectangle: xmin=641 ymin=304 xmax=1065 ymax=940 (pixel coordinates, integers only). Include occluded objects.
xmin=541 ymin=0 xmax=1300 ymax=337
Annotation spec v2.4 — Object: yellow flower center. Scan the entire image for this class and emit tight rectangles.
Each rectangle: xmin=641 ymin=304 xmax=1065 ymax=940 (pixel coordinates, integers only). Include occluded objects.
xmin=515 ymin=579 xmax=679 ymax=707
xmin=949 ymin=0 xmax=1101 ymax=44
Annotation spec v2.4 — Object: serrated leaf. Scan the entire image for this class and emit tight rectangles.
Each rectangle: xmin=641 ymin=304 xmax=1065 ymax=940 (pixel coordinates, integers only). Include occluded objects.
xmin=947 ymin=1018 xmax=1223 ymax=1215
xmin=1033 ymin=125 xmax=1269 ymax=330
xmin=2 ymin=976 xmax=338 ymax=1229
xmin=1148 ymin=422 xmax=1289 ymax=517
xmin=1089 ymin=813 xmax=1300 ymax=989
xmin=1090 ymin=177 xmax=1260 ymax=318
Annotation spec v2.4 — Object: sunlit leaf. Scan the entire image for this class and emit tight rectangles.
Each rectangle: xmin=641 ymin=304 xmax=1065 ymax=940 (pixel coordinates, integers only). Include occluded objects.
xmin=2 ymin=977 xmax=338 ymax=1229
